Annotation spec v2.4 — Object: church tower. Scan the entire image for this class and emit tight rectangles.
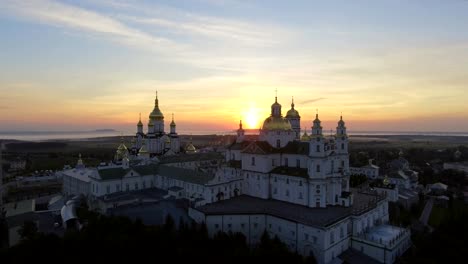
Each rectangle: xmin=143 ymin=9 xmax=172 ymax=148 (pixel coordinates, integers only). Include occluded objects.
xmin=309 ymin=111 xmax=325 ymax=158
xmin=137 ymin=113 xmax=143 ymax=134
xmin=335 ymin=114 xmax=348 ymax=154
xmin=236 ymin=120 xmax=245 ymax=143
xmin=285 ymin=97 xmax=301 ymax=140
xmin=170 ymin=113 xmax=176 ymax=135
xmin=169 ymin=114 xmax=180 ymax=153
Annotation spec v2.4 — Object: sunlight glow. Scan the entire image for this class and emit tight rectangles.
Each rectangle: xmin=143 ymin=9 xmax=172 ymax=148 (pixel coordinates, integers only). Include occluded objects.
xmin=243 ymin=106 xmax=261 ymax=129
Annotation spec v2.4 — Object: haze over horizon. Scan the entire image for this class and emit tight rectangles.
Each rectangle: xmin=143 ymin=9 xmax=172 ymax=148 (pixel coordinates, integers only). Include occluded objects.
xmin=1 ymin=0 xmax=467 ymax=133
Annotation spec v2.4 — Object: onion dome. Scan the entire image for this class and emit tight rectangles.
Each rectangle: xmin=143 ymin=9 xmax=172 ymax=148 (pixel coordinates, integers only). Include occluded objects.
xmin=301 ymin=130 xmax=310 ymax=141
xmin=286 ymin=97 xmax=300 ymax=118
xmin=139 ymin=140 xmax=149 ymax=154
xmin=137 ymin=113 xmax=143 ymax=127
xmin=314 ymin=113 xmax=321 ymax=123
xmin=262 ymin=116 xmax=292 ymax=130
xmin=115 ymin=136 xmax=128 ymax=160
xmin=338 ymin=114 xmax=345 ymax=126
xmin=170 ymin=113 xmax=176 ymax=127
xmin=383 ymin=175 xmax=390 ymax=186
xmin=165 ymin=136 xmax=171 ymax=144
xmin=185 ymin=136 xmax=197 ymax=153
xmin=148 ymin=119 xmax=154 ymax=127
xmin=149 ymin=91 xmax=164 ymax=120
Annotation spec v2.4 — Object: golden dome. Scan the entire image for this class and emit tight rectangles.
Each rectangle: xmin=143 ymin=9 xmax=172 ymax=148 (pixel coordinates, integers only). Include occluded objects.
xmin=186 ymin=143 xmax=196 ymax=153
xmin=149 ymin=107 xmax=164 ymax=120
xmin=301 ymin=131 xmax=310 ymax=141
xmin=286 ymin=97 xmax=300 ymax=118
xmin=139 ymin=141 xmax=149 ymax=154
xmin=137 ymin=113 xmax=143 ymax=126
xmin=338 ymin=115 xmax=345 ymax=126
xmin=383 ymin=175 xmax=390 ymax=186
xmin=286 ymin=108 xmax=300 ymax=118
xmin=185 ymin=137 xmax=196 ymax=153
xmin=115 ymin=143 xmax=128 ymax=160
xmin=149 ymin=91 xmax=164 ymax=120
xmin=262 ymin=116 xmax=292 ymax=131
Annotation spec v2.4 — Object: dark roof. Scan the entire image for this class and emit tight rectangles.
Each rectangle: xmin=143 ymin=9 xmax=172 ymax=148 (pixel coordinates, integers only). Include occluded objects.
xmin=132 ymin=164 xmax=158 ymax=175
xmin=339 ymin=248 xmax=381 ymax=264
xmin=280 ymin=141 xmax=310 ymax=155
xmin=98 ymin=167 xmax=129 ymax=180
xmin=241 ymin=141 xmax=275 ymax=154
xmin=97 ymin=188 xmax=167 ymax=202
xmin=196 ymin=191 xmax=385 ymax=228
xmin=234 ymin=140 xmax=309 ymax=155
xmin=159 ymin=152 xmax=223 ymax=164
xmin=196 ymin=195 xmax=351 ymax=228
xmin=96 ymin=163 xmax=161 ymax=181
xmin=158 ymin=165 xmax=215 ymax=185
xmin=270 ymin=166 xmax=308 ymax=178
xmin=228 ymin=141 xmax=251 ymax=150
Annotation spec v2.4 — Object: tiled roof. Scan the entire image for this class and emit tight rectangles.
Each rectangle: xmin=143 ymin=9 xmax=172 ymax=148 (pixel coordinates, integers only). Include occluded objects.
xmin=98 ymin=167 xmax=130 ymax=180
xmin=159 ymin=152 xmax=223 ymax=164
xmin=196 ymin=195 xmax=351 ymax=228
xmin=158 ymin=165 xmax=215 ymax=185
xmin=196 ymin=191 xmax=385 ymax=228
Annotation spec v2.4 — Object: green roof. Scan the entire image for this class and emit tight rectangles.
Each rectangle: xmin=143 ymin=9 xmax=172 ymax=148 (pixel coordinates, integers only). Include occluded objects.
xmin=133 ymin=164 xmax=158 ymax=175
xmin=96 ymin=162 xmax=214 ymax=184
xmin=157 ymin=165 xmax=215 ymax=185
xmin=159 ymin=152 xmax=223 ymax=164
xmin=98 ymin=167 xmax=130 ymax=180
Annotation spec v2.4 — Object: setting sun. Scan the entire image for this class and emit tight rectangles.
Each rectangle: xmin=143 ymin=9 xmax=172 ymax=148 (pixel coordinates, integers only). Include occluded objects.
xmin=243 ymin=106 xmax=261 ymax=129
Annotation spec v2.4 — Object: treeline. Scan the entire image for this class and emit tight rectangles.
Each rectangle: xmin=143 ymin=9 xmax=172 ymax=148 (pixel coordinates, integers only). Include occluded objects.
xmin=1 ymin=211 xmax=316 ymax=263
xmin=402 ymin=202 xmax=468 ymax=263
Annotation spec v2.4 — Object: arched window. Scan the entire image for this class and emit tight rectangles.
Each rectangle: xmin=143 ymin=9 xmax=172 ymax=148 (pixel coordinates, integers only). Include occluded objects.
xmin=316 ymin=164 xmax=321 ymax=173
xmin=316 ymin=145 xmax=320 ymax=152
xmin=341 ymin=143 xmax=344 ymax=150
xmin=276 ymin=139 xmax=281 ymax=148
xmin=251 ymin=156 xmax=255 ymax=166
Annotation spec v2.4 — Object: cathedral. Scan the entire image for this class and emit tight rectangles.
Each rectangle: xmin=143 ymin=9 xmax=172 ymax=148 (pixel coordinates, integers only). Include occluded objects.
xmin=131 ymin=91 xmax=181 ymax=157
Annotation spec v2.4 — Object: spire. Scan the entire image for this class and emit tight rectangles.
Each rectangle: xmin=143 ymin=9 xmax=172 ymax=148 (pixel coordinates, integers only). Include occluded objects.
xmin=314 ymin=109 xmax=320 ymax=122
xmin=239 ymin=120 xmax=243 ymax=130
xmin=137 ymin=112 xmax=143 ymax=126
xmin=155 ymin=90 xmax=159 ymax=107
xmin=291 ymin=96 xmax=295 ymax=109
xmin=170 ymin=113 xmax=176 ymax=127
xmin=275 ymin=88 xmax=278 ymax=103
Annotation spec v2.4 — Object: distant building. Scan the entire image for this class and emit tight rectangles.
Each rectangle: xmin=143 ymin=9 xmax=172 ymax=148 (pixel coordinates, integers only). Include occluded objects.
xmin=8 ymin=157 xmax=26 ymax=172
xmin=350 ymin=159 xmax=380 ymax=179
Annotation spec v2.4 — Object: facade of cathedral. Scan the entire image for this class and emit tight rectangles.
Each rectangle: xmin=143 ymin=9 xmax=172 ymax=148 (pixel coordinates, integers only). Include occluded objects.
xmin=131 ymin=92 xmax=181 ymax=157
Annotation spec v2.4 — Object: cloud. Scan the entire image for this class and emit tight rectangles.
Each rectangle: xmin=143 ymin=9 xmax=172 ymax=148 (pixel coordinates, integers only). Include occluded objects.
xmin=299 ymin=98 xmax=326 ymax=104
xmin=2 ymin=0 xmax=184 ymax=53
